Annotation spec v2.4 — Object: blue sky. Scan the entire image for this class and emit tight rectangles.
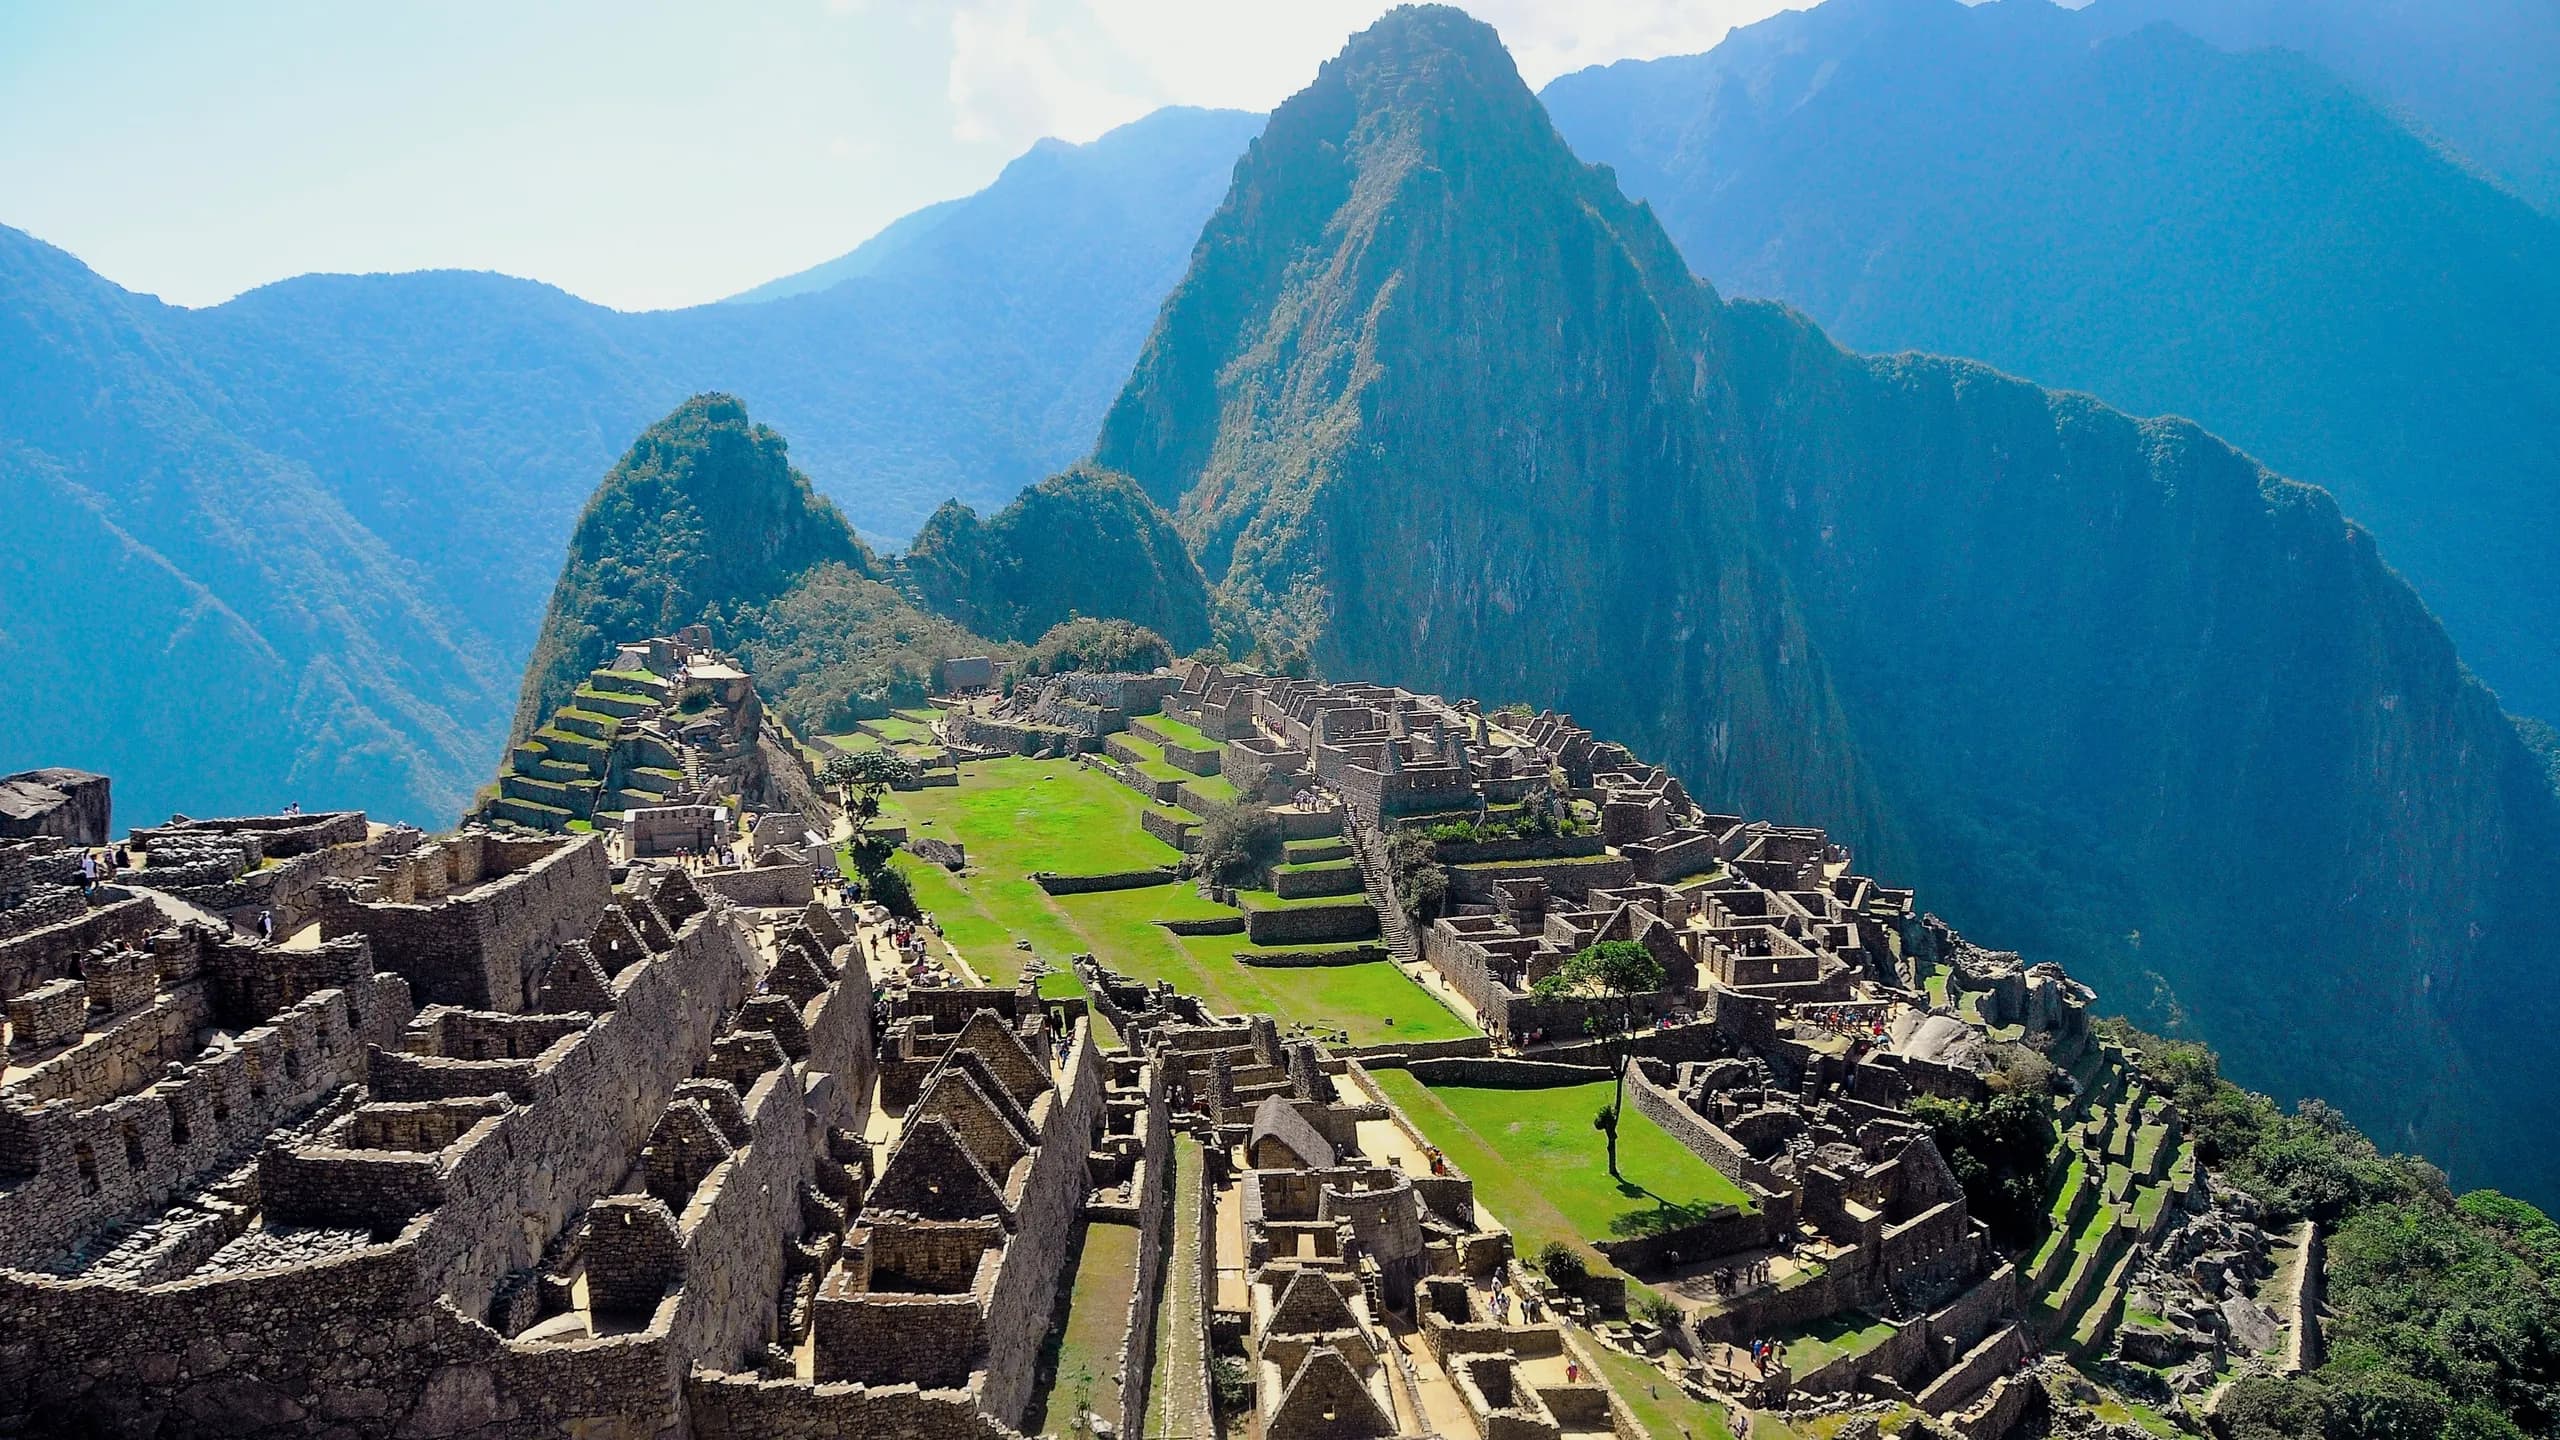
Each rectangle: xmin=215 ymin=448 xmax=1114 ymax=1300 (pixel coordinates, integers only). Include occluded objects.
xmin=0 ymin=1 xmax=1800 ymax=312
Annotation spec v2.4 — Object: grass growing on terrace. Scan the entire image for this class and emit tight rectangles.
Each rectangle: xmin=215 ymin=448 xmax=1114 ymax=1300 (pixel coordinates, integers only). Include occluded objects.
xmin=1368 ymin=1073 xmax=1752 ymax=1262
xmin=1024 ymin=1219 xmax=1142 ymax=1437
xmin=1778 ymin=1311 xmax=1898 ymax=1374
xmin=1053 ymin=885 xmax=1467 ymax=1047
xmin=1572 ymin=1326 xmax=1738 ymax=1440
xmin=872 ymin=758 xmax=1458 ymax=1047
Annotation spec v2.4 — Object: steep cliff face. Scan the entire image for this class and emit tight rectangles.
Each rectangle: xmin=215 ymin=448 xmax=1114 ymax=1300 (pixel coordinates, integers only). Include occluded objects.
xmin=1539 ymin=0 xmax=2560 ymax=721
xmin=1096 ymin=5 xmax=2560 ymax=1199
xmin=1718 ymin=303 xmax=2560 ymax=1183
xmin=899 ymin=463 xmax=1211 ymax=650
xmin=1094 ymin=5 xmax=1882 ymax=837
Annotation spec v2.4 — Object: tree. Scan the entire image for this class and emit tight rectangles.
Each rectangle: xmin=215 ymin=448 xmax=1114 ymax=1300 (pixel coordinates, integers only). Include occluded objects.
xmin=834 ymin=748 xmax=916 ymax=884
xmin=1532 ymin=939 xmax=1666 ymax=1177
xmin=1195 ymin=802 xmax=1283 ymax=887
xmin=1387 ymin=829 xmax=1448 ymax=923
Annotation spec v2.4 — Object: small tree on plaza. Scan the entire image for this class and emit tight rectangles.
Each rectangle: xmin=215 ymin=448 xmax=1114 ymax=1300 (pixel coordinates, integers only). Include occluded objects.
xmin=830 ymin=749 xmax=916 ymax=895
xmin=1532 ymin=939 xmax=1666 ymax=1178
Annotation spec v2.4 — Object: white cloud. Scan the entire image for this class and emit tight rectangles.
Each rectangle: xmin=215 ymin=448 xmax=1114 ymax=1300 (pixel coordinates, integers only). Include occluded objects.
xmin=944 ymin=0 xmax=1789 ymax=153
xmin=946 ymin=0 xmax=1157 ymax=146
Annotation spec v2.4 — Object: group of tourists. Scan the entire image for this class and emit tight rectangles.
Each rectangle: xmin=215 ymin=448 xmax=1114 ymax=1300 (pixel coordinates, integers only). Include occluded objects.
xmin=76 ymin=844 xmax=131 ymax=894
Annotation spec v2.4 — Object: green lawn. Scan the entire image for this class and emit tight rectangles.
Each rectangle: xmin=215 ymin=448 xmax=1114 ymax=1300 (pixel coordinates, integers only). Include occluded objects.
xmin=1147 ymin=1141 xmax=1208 ymax=1439
xmin=1054 ymin=886 xmax=1468 ymax=1047
xmin=1138 ymin=713 xmax=1218 ymax=752
xmin=1574 ymin=1327 xmax=1738 ymax=1440
xmin=1778 ymin=1311 xmax=1898 ymax=1374
xmin=868 ymin=758 xmax=1462 ymax=1046
xmin=1369 ymin=1073 xmax=1752 ymax=1261
xmin=1025 ymin=1220 xmax=1142 ymax=1437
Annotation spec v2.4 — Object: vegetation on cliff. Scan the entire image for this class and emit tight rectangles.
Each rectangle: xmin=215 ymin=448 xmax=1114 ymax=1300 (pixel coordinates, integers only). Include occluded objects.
xmin=510 ymin=395 xmax=996 ymax=743
xmin=901 ymin=463 xmax=1211 ymax=650
xmin=2109 ymin=1023 xmax=2557 ymax=1440
xmin=1540 ymin=0 xmax=2560 ymax=722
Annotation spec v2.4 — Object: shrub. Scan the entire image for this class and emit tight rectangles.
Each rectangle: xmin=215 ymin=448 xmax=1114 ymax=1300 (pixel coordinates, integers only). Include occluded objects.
xmin=1027 ymin=616 xmax=1170 ymax=676
xmin=1535 ymin=1240 xmax=1587 ymax=1291
xmin=866 ymin=863 xmax=916 ymax=919
xmin=1633 ymin=1289 xmax=1684 ymax=1332
xmin=1195 ymin=802 xmax=1283 ymax=887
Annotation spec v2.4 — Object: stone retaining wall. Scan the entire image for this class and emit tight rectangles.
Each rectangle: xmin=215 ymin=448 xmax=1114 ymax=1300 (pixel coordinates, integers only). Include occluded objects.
xmin=1034 ymin=868 xmax=1180 ymax=896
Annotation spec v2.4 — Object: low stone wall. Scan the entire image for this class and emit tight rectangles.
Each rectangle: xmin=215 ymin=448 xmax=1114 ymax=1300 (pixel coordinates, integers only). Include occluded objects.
xmin=1234 ymin=944 xmax=1385 ymax=968
xmin=685 ymin=1371 xmax=1018 ymax=1440
xmin=1423 ymin=833 xmax=1607 ymax=865
xmin=1625 ymin=1067 xmax=1777 ymax=1193
xmin=1340 ymin=1035 xmax=1494 ymax=1066
xmin=1272 ymin=862 xmax=1362 ymax=900
xmin=1275 ymin=808 xmax=1345 ymax=841
xmin=1240 ymin=899 xmax=1378 ymax=946
xmin=1404 ymin=1057 xmax=1610 ymax=1088
xmin=1595 ymin=1204 xmax=1779 ymax=1274
xmin=1034 ymin=868 xmax=1180 ymax=895
xmin=1445 ymin=855 xmax=1635 ymax=904
xmin=702 ymin=865 xmax=816 ymax=908
xmin=1139 ymin=808 xmax=1198 ymax=851
xmin=1160 ymin=915 xmax=1244 ymax=937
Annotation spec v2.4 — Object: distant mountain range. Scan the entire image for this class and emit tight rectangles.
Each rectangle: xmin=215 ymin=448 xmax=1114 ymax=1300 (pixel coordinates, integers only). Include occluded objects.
xmin=1540 ymin=0 xmax=2560 ymax=723
xmin=0 ymin=106 xmax=1258 ymax=826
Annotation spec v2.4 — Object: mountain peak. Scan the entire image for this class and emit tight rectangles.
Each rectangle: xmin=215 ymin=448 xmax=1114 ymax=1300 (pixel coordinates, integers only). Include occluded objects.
xmin=509 ymin=393 xmax=870 ymax=737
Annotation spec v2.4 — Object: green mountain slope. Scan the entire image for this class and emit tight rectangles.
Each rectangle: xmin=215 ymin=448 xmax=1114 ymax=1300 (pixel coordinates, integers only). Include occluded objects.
xmin=1095 ymin=6 xmax=1882 ymax=839
xmin=510 ymin=395 xmax=988 ymax=747
xmin=902 ymin=463 xmax=1211 ymax=650
xmin=1096 ymin=4 xmax=2560 ymax=1202
xmin=1538 ymin=0 xmax=2560 ymax=722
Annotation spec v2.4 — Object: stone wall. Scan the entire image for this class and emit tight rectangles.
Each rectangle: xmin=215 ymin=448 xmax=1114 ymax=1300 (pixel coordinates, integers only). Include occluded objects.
xmin=1113 ymin=1060 xmax=1175 ymax=1439
xmin=321 ymin=836 xmax=609 ymax=1012
xmin=0 ymin=971 xmax=412 ymax=1270
xmin=1033 ymin=868 xmax=1181 ymax=895
xmin=702 ymin=864 xmax=816 ymax=909
xmin=0 ymin=894 xmax=157 ymax=1001
xmin=685 ymin=1371 xmax=1022 ymax=1440
xmin=978 ymin=1019 xmax=1107 ymax=1429
xmin=1625 ymin=1067 xmax=1777 ymax=1193
xmin=1445 ymin=856 xmax=1635 ymax=905
xmin=411 ymin=902 xmax=756 ymax=1319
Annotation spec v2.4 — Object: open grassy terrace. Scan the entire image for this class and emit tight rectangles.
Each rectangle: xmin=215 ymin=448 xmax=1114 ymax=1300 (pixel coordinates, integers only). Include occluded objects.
xmin=872 ymin=757 xmax=1468 ymax=1047
xmin=1368 ymin=1072 xmax=1753 ymax=1262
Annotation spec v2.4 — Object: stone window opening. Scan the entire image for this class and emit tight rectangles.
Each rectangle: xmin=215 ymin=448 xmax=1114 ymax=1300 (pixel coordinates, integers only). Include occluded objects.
xmin=245 ymin=1051 xmax=266 ymax=1101
xmin=282 ymin=1047 xmax=303 ymax=1082
xmin=211 ymin=1089 xmax=231 ymax=1127
xmin=120 ymin=1119 xmax=145 ymax=1170
xmin=73 ymin=1140 xmax=99 ymax=1195
xmin=166 ymin=1097 xmax=190 ymax=1148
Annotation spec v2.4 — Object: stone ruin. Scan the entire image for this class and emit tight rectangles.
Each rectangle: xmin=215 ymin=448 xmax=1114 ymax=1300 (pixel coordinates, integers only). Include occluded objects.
xmin=486 ymin=626 xmax=826 ymax=838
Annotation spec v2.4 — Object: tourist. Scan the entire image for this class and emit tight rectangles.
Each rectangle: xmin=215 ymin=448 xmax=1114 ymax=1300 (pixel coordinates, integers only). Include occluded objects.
xmin=79 ymin=850 xmax=97 ymax=891
xmin=257 ymin=909 xmax=274 ymax=942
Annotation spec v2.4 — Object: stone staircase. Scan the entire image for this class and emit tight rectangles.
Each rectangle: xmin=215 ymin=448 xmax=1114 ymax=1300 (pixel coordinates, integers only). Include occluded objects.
xmin=1342 ymin=813 xmax=1419 ymax=964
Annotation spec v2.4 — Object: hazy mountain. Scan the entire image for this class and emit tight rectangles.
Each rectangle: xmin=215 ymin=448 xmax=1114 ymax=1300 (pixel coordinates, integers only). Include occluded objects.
xmin=0 ymin=105 xmax=1257 ymax=826
xmin=2088 ymin=0 xmax=2560 ymax=215
xmin=1099 ymin=4 xmax=2560 ymax=1201
xmin=1539 ymin=0 xmax=2560 ymax=724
